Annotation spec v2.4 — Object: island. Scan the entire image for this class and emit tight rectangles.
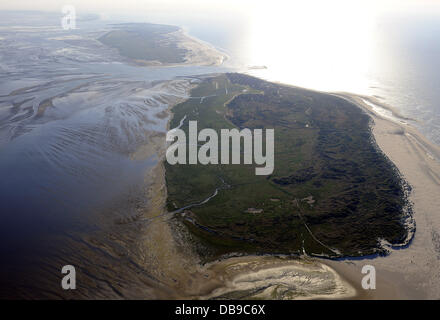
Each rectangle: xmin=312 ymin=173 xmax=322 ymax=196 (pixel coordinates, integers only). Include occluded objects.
xmin=165 ymin=73 xmax=413 ymax=260
xmin=98 ymin=23 xmax=226 ymax=66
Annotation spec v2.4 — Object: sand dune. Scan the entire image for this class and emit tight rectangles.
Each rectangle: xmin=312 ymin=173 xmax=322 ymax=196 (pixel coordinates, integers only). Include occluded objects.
xmin=328 ymin=93 xmax=440 ymax=299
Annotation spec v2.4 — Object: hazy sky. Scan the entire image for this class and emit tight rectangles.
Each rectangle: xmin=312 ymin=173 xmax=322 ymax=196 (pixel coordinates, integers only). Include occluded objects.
xmin=2 ymin=0 xmax=440 ymax=20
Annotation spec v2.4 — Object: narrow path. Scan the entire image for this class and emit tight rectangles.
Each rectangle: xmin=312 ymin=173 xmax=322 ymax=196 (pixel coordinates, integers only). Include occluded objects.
xmin=293 ymin=199 xmax=341 ymax=255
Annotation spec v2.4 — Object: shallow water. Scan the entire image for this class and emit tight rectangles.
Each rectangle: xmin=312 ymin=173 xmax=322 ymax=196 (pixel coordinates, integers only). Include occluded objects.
xmin=203 ymin=258 xmax=356 ymax=300
xmin=0 ymin=12 xmax=230 ymax=297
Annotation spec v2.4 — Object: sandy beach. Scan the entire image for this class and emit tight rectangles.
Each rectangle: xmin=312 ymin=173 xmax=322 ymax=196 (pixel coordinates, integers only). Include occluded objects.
xmin=131 ymin=28 xmax=227 ymax=67
xmin=326 ymin=93 xmax=440 ymax=299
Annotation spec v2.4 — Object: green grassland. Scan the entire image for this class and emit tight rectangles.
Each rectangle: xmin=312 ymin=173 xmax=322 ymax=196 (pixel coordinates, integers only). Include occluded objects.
xmin=99 ymin=23 xmax=187 ymax=63
xmin=165 ymin=73 xmax=410 ymax=259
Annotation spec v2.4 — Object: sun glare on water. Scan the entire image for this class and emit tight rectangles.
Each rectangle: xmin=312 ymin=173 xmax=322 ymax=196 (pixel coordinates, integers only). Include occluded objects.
xmin=245 ymin=0 xmax=376 ymax=93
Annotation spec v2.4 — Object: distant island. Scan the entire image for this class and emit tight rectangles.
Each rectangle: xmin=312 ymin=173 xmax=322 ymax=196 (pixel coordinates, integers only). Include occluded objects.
xmin=165 ymin=73 xmax=413 ymax=259
xmin=98 ymin=23 xmax=226 ymax=66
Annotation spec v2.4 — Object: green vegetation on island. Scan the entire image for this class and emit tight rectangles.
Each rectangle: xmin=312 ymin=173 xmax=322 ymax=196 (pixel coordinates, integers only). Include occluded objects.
xmin=165 ymin=73 xmax=411 ymax=259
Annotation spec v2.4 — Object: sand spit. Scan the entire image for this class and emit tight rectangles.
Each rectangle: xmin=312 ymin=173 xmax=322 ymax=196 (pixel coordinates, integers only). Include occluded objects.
xmin=330 ymin=93 xmax=440 ymax=299
xmin=198 ymin=256 xmax=356 ymax=300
